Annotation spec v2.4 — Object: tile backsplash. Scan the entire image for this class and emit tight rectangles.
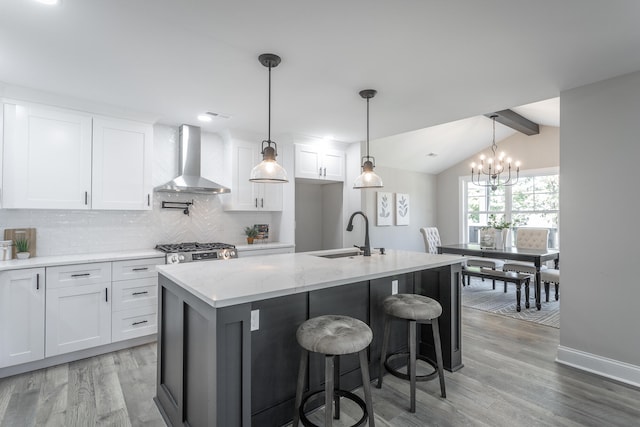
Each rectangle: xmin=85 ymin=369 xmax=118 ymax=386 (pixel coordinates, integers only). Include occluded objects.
xmin=0 ymin=124 xmax=275 ymax=257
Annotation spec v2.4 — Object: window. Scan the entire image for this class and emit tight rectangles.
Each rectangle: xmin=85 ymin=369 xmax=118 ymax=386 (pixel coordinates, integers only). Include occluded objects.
xmin=464 ymin=171 xmax=559 ymax=248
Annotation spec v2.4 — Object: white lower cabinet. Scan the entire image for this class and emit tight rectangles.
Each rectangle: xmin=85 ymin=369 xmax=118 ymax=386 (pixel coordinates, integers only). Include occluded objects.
xmin=45 ymin=263 xmax=112 ymax=357
xmin=0 ymin=268 xmax=45 ymax=368
xmin=111 ymin=258 xmax=163 ymax=342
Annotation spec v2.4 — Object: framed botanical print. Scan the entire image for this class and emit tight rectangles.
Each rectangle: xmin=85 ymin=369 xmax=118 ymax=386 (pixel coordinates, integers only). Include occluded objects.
xmin=376 ymin=192 xmax=393 ymax=226
xmin=395 ymin=193 xmax=410 ymax=226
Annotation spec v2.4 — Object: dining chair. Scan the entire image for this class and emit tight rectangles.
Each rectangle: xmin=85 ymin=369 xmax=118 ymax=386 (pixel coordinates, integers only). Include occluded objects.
xmin=502 ymin=228 xmax=550 ymax=280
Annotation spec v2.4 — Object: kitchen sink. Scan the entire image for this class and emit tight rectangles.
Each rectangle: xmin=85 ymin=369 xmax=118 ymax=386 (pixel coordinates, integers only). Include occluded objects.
xmin=314 ymin=250 xmax=363 ymax=259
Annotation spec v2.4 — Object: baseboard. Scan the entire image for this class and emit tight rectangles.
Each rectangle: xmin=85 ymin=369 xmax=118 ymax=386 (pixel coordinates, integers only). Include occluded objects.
xmin=556 ymin=345 xmax=640 ymax=389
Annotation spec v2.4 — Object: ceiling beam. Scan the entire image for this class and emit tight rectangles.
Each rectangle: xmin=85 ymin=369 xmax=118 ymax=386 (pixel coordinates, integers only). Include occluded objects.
xmin=484 ymin=109 xmax=540 ymax=136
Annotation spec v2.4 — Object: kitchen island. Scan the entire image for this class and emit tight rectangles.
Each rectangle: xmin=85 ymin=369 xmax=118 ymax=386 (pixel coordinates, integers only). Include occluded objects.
xmin=155 ymin=249 xmax=464 ymax=427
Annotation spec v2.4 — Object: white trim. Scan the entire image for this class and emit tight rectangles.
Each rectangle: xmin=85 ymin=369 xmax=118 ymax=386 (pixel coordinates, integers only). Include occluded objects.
xmin=556 ymin=345 xmax=640 ymax=389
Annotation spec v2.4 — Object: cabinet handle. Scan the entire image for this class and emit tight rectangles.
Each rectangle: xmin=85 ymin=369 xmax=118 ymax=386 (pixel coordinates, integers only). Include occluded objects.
xmin=255 ymin=198 xmax=258 ymax=208
xmin=85 ymin=191 xmax=88 ymax=205
xmin=71 ymin=273 xmax=91 ymax=278
xmin=324 ymin=167 xmax=327 ymax=177
xmin=132 ymin=291 xmax=149 ymax=296
xmin=36 ymin=273 xmax=40 ymax=290
xmin=132 ymin=267 xmax=149 ymax=272
xmin=132 ymin=320 xmax=148 ymax=326
xmin=105 ymin=288 xmax=108 ymax=302
xmin=147 ymin=194 xmax=150 ymax=206
xmin=319 ymin=167 xmax=322 ymax=177
xmin=261 ymin=198 xmax=264 ymax=208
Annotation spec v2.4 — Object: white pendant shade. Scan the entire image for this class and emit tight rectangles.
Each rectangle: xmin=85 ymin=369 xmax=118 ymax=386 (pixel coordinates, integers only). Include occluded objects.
xmin=249 ymin=159 xmax=289 ymax=183
xmin=353 ymin=170 xmax=383 ymax=189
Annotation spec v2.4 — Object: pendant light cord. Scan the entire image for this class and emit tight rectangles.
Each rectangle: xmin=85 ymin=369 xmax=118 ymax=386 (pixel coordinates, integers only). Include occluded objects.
xmin=366 ymin=96 xmax=370 ymax=156
xmin=268 ymin=63 xmax=272 ymax=143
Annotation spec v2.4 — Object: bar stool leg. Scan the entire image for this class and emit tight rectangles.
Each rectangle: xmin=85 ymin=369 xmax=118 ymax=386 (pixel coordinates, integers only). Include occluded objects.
xmin=292 ymin=349 xmax=308 ymax=427
xmin=432 ymin=319 xmax=446 ymax=398
xmin=376 ymin=315 xmax=391 ymax=389
xmin=408 ymin=320 xmax=417 ymax=413
xmin=333 ymin=356 xmax=340 ymax=420
xmin=325 ymin=355 xmax=334 ymax=426
xmin=358 ymin=349 xmax=376 ymax=427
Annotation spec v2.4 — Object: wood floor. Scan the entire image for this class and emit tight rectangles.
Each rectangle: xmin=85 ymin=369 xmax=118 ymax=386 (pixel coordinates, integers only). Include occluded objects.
xmin=2 ymin=308 xmax=640 ymax=426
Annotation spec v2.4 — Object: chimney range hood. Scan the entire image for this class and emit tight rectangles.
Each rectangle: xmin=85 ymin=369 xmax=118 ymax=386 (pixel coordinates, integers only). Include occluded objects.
xmin=155 ymin=124 xmax=230 ymax=194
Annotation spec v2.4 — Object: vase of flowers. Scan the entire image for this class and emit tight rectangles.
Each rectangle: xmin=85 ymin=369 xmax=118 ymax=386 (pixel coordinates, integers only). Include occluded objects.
xmin=487 ymin=214 xmax=514 ymax=249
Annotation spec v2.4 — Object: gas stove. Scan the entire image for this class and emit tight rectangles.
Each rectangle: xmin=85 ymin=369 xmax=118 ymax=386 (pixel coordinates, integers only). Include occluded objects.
xmin=155 ymin=242 xmax=238 ymax=264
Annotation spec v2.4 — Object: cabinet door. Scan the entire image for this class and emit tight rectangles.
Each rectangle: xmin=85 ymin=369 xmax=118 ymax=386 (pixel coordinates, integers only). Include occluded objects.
xmin=294 ymin=144 xmax=322 ymax=179
xmin=92 ymin=117 xmax=153 ymax=210
xmin=224 ymin=140 xmax=283 ymax=211
xmin=0 ymin=268 xmax=45 ymax=368
xmin=2 ymin=102 xmax=92 ymax=209
xmin=45 ymin=283 xmax=111 ymax=356
xmin=322 ymin=149 xmax=345 ymax=182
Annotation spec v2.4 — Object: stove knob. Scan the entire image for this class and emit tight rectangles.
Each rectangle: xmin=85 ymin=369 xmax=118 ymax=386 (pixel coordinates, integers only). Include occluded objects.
xmin=178 ymin=255 xmax=185 ymax=261
xmin=220 ymin=249 xmax=229 ymax=260
xmin=169 ymin=255 xmax=178 ymax=264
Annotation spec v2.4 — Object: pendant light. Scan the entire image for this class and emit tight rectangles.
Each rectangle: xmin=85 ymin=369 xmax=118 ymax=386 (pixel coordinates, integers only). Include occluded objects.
xmin=353 ymin=89 xmax=383 ymax=189
xmin=249 ymin=53 xmax=289 ymax=183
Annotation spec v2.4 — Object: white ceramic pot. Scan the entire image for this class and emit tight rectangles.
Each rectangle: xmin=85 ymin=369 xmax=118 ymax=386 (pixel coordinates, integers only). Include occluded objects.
xmin=16 ymin=252 xmax=30 ymax=260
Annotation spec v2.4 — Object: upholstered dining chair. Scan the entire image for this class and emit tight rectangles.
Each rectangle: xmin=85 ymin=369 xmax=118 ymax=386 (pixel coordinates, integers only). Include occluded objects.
xmin=502 ymin=228 xmax=550 ymax=280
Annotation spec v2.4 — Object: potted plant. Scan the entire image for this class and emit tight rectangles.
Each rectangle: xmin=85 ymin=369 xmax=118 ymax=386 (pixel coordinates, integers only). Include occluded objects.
xmin=14 ymin=237 xmax=30 ymax=259
xmin=244 ymin=226 xmax=258 ymax=244
xmin=486 ymin=214 xmax=517 ymax=249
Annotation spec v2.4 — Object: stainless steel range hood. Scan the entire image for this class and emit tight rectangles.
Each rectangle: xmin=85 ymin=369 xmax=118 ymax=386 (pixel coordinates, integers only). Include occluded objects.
xmin=155 ymin=124 xmax=230 ymax=194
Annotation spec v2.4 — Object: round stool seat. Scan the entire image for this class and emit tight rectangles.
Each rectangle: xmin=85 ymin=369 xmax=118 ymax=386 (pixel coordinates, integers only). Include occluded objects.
xmin=383 ymin=294 xmax=442 ymax=321
xmin=296 ymin=315 xmax=372 ymax=355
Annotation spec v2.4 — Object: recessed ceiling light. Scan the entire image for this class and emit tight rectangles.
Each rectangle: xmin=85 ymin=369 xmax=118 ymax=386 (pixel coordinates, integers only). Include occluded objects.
xmin=198 ymin=111 xmax=232 ymax=122
xmin=35 ymin=0 xmax=59 ymax=5
xmin=426 ymin=152 xmax=438 ymax=157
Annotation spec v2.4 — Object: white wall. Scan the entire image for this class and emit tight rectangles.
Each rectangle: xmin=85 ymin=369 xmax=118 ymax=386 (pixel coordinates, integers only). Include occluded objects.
xmin=361 ymin=166 xmax=437 ymax=252
xmin=556 ymin=71 xmax=640 ymax=386
xmin=436 ymin=125 xmax=560 ymax=245
xmin=0 ymin=124 xmax=277 ymax=256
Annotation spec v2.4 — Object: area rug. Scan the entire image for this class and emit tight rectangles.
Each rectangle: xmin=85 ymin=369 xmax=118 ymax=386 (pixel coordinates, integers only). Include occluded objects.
xmin=462 ymin=276 xmax=560 ymax=328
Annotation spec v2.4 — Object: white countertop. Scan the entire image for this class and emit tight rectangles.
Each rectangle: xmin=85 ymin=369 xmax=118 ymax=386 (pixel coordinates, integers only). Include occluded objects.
xmin=157 ymin=248 xmax=466 ymax=308
xmin=0 ymin=249 xmax=164 ymax=271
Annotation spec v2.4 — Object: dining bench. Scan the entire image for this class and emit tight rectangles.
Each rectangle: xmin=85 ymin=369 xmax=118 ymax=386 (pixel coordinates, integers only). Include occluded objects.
xmin=463 ymin=266 xmax=533 ymax=312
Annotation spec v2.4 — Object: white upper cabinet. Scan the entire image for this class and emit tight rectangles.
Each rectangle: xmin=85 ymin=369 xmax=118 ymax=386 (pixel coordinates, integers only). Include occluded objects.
xmin=1 ymin=100 xmax=153 ymax=210
xmin=92 ymin=117 xmax=153 ymax=210
xmin=0 ymin=268 xmax=45 ymax=368
xmin=2 ymin=102 xmax=92 ymax=209
xmin=223 ymin=139 xmax=283 ymax=211
xmin=294 ymin=144 xmax=345 ymax=182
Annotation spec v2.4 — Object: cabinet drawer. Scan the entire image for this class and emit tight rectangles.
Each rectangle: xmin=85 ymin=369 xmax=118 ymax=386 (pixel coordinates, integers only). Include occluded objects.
xmin=112 ymin=307 xmax=157 ymax=342
xmin=112 ymin=277 xmax=158 ymax=312
xmin=46 ymin=262 xmax=111 ymax=288
xmin=112 ymin=257 xmax=165 ymax=281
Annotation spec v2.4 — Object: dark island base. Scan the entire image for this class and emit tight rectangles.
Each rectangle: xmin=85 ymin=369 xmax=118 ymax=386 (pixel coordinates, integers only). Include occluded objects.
xmin=155 ymin=263 xmax=462 ymax=427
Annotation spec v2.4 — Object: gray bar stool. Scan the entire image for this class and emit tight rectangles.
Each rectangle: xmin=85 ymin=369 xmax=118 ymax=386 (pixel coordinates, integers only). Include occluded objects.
xmin=293 ymin=314 xmax=375 ymax=427
xmin=376 ymin=294 xmax=446 ymax=413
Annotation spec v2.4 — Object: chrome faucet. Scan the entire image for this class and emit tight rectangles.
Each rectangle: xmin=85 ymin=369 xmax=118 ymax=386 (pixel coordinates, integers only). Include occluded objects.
xmin=346 ymin=211 xmax=371 ymax=256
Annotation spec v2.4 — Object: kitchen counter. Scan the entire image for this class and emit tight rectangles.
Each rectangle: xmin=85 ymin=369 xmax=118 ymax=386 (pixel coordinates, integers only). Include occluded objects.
xmin=157 ymin=248 xmax=464 ymax=308
xmin=155 ymin=248 xmax=465 ymax=427
xmin=0 ymin=249 xmax=164 ymax=271
xmin=234 ymin=241 xmax=295 ymax=252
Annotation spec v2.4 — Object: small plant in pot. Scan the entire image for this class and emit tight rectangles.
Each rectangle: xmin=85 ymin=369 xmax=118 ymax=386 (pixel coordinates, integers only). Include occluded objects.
xmin=14 ymin=237 xmax=30 ymax=259
xmin=244 ymin=226 xmax=258 ymax=244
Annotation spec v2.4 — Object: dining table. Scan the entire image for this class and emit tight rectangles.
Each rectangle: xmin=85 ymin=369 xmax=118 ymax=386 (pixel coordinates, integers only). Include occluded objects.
xmin=437 ymin=243 xmax=560 ymax=310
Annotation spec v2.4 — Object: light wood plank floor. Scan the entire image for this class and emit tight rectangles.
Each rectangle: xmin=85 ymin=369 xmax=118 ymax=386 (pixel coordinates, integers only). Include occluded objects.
xmin=2 ymin=308 xmax=640 ymax=426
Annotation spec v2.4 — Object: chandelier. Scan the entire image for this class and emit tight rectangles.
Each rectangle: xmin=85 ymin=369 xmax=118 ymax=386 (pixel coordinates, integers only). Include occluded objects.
xmin=470 ymin=115 xmax=520 ymax=191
